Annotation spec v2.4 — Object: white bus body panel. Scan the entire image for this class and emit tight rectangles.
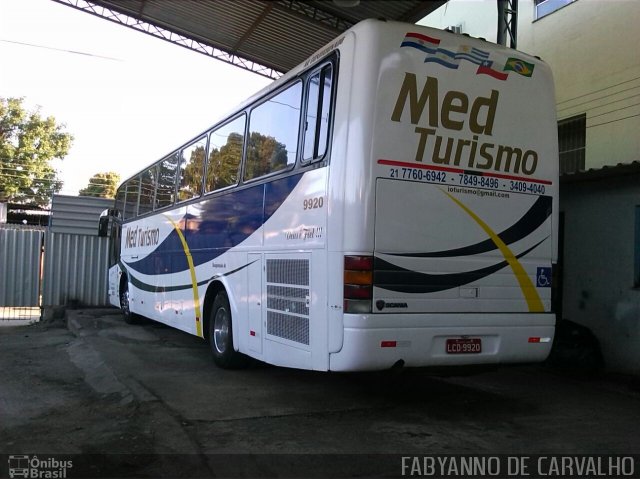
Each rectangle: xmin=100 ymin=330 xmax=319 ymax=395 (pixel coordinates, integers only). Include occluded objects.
xmin=329 ymin=21 xmax=558 ymax=371
xmin=331 ymin=313 xmax=555 ymax=371
xmin=117 ymin=166 xmax=330 ymax=370
xmin=109 ymin=20 xmax=557 ymax=372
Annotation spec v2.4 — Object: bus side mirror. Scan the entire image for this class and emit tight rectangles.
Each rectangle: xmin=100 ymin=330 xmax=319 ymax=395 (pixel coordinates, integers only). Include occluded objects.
xmin=98 ymin=209 xmax=110 ymax=237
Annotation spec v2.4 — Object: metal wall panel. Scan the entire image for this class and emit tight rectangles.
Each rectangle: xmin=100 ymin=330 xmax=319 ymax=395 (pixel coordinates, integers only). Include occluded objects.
xmin=42 ymin=232 xmax=110 ymax=306
xmin=50 ymin=195 xmax=113 ymax=236
xmin=0 ymin=228 xmax=43 ymax=307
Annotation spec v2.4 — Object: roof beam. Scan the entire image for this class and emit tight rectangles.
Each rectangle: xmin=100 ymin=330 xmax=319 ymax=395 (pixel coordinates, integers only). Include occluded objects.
xmin=275 ymin=0 xmax=353 ymax=32
xmin=50 ymin=0 xmax=283 ymax=79
xmin=232 ymin=2 xmax=275 ymax=53
xmin=137 ymin=0 xmax=146 ymax=17
xmin=400 ymin=0 xmax=447 ymax=22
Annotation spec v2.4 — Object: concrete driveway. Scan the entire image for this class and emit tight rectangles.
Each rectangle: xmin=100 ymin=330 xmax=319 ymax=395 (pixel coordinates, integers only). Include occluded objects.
xmin=1 ymin=309 xmax=638 ymax=477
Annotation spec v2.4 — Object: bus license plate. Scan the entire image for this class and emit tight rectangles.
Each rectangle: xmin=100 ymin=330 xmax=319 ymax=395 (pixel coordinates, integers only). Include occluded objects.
xmin=446 ymin=338 xmax=482 ymax=354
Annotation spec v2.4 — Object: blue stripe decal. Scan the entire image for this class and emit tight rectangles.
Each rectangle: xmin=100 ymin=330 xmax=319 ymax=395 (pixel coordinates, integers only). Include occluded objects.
xmin=424 ymin=57 xmax=459 ymax=69
xmin=400 ymin=41 xmax=438 ymax=55
xmin=385 ymin=195 xmax=552 ymax=258
xmin=375 ymin=238 xmax=547 ymax=294
xmin=123 ymin=173 xmax=303 ymax=275
xmin=432 ymin=47 xmax=458 ymax=59
xmin=121 ymin=260 xmax=256 ymax=293
xmin=454 ymin=54 xmax=486 ymax=65
xmin=470 ymin=47 xmax=490 ymax=57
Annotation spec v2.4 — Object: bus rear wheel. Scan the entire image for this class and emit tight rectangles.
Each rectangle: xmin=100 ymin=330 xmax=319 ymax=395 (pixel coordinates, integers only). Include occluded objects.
xmin=209 ymin=291 xmax=248 ymax=369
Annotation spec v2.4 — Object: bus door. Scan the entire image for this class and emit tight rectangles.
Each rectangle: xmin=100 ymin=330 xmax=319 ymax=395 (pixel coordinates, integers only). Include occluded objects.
xmin=248 ymin=253 xmax=263 ymax=354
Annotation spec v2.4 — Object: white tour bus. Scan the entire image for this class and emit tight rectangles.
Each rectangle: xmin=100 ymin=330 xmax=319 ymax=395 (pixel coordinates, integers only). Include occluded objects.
xmin=100 ymin=19 xmax=558 ymax=371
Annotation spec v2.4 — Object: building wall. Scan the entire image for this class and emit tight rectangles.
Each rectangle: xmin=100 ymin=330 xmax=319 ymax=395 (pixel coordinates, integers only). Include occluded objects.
xmin=420 ymin=0 xmax=640 ymax=170
xmin=419 ymin=0 xmax=498 ymax=42
xmin=517 ymin=0 xmax=640 ymax=170
xmin=561 ymin=175 xmax=640 ymax=372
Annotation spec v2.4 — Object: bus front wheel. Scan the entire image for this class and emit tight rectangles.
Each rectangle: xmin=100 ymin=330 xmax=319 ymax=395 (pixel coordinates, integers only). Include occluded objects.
xmin=209 ymin=291 xmax=248 ymax=369
xmin=120 ymin=281 xmax=137 ymax=325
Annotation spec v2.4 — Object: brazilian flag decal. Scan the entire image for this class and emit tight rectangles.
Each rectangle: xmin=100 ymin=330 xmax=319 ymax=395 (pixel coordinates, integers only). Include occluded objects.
xmin=504 ymin=57 xmax=535 ymax=77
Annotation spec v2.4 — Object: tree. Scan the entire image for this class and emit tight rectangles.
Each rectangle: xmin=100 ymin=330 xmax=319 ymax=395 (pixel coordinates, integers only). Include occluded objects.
xmin=79 ymin=171 xmax=120 ymax=198
xmin=180 ymin=145 xmax=206 ymax=201
xmin=0 ymin=97 xmax=73 ymax=206
xmin=206 ymin=132 xmax=244 ymax=190
xmin=244 ymin=132 xmax=288 ymax=180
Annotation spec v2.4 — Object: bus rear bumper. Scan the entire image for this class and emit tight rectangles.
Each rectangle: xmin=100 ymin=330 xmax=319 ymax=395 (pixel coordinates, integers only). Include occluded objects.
xmin=328 ymin=313 xmax=555 ymax=372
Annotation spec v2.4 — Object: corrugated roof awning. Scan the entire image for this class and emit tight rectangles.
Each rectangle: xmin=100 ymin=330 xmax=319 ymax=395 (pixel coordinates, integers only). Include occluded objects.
xmin=52 ymin=0 xmax=446 ymax=79
xmin=561 ymin=161 xmax=640 ymax=183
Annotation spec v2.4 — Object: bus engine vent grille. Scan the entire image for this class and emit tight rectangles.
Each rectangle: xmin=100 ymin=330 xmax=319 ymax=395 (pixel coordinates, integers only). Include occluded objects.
xmin=266 ymin=259 xmax=310 ymax=346
xmin=267 ymin=311 xmax=309 ymax=345
xmin=266 ymin=259 xmax=309 ymax=286
xmin=267 ymin=286 xmax=309 ymax=316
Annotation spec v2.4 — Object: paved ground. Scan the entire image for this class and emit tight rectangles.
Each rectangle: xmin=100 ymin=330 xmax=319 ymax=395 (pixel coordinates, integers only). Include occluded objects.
xmin=1 ymin=308 xmax=639 ymax=478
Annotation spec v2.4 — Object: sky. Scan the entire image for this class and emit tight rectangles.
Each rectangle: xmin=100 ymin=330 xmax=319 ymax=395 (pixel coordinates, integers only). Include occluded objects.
xmin=0 ymin=0 xmax=272 ymax=196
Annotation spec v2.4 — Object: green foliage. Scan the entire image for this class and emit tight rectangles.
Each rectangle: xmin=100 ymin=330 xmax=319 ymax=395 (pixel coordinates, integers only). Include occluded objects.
xmin=79 ymin=171 xmax=120 ymax=198
xmin=0 ymin=97 xmax=73 ymax=206
xmin=180 ymin=145 xmax=206 ymax=201
xmin=206 ymin=132 xmax=243 ymax=190
xmin=245 ymin=132 xmax=288 ymax=180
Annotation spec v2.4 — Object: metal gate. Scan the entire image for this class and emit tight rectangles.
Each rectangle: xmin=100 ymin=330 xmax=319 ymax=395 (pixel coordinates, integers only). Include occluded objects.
xmin=0 ymin=226 xmax=44 ymax=321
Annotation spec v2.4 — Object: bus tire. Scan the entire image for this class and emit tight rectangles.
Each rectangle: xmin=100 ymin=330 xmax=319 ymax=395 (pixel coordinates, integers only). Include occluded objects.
xmin=209 ymin=291 xmax=248 ymax=369
xmin=120 ymin=280 xmax=137 ymax=325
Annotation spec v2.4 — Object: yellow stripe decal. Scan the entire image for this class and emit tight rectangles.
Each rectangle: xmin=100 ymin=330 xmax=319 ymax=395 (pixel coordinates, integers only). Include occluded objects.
xmin=165 ymin=216 xmax=203 ymax=337
xmin=441 ymin=189 xmax=544 ymax=312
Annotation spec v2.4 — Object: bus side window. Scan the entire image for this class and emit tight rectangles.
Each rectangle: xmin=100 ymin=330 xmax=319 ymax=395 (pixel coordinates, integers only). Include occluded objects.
xmin=245 ymin=81 xmax=302 ymax=181
xmin=123 ymin=178 xmax=140 ymax=220
xmin=114 ymin=186 xmax=126 ymax=219
xmin=109 ymin=219 xmax=121 ymax=267
xmin=206 ymin=115 xmax=246 ymax=193
xmin=303 ymin=64 xmax=333 ymax=162
xmin=155 ymin=153 xmax=178 ymax=209
xmin=138 ymin=165 xmax=157 ymax=215
xmin=178 ymin=137 xmax=207 ymax=202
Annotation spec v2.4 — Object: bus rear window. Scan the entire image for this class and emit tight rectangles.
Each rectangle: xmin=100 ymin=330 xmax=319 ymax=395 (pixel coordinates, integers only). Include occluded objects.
xmin=303 ymin=64 xmax=333 ymax=161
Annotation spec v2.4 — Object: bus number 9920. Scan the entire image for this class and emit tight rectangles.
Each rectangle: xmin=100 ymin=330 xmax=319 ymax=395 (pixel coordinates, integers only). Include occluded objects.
xmin=303 ymin=197 xmax=324 ymax=210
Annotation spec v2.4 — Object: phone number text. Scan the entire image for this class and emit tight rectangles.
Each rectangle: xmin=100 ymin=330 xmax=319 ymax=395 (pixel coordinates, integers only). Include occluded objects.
xmin=389 ymin=167 xmax=446 ymax=182
xmin=387 ymin=168 xmax=546 ymax=195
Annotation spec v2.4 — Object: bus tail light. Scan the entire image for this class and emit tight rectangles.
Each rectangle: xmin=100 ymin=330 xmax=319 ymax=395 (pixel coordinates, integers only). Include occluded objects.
xmin=344 ymin=270 xmax=373 ymax=285
xmin=344 ymin=255 xmax=373 ymax=313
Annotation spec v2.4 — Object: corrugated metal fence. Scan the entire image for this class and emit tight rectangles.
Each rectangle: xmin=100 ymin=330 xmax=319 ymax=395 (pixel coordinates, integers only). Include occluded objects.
xmin=0 ymin=226 xmax=110 ymax=313
xmin=42 ymin=232 xmax=109 ymax=307
xmin=0 ymin=227 xmax=43 ymax=307
xmin=1 ymin=195 xmax=113 ymax=318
